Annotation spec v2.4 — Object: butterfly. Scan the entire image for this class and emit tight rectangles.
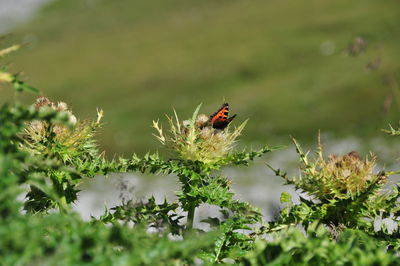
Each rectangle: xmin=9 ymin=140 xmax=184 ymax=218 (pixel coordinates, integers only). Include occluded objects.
xmin=209 ymin=103 xmax=237 ymax=130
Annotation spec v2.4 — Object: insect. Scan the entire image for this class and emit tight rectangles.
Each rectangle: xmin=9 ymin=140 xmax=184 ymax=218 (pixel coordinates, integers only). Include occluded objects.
xmin=209 ymin=103 xmax=237 ymax=130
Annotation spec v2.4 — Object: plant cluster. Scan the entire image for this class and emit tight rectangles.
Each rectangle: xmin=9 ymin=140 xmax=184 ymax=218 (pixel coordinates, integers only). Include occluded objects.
xmin=3 ymin=43 xmax=400 ymax=265
xmin=268 ymin=135 xmax=400 ymax=249
xmin=0 ymin=95 xmax=274 ymax=263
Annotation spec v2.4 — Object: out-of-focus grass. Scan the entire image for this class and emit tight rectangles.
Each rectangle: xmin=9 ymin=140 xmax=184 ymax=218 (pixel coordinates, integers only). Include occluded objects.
xmin=2 ymin=0 xmax=400 ymax=155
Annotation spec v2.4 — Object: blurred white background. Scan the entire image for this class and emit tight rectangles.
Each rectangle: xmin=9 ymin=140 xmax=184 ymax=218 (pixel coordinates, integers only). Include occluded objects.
xmin=0 ymin=0 xmax=52 ymax=33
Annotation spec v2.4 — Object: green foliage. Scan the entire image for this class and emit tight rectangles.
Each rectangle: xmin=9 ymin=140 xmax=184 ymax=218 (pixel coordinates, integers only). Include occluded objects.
xmin=241 ymin=224 xmax=398 ymax=266
xmin=0 ymin=103 xmax=71 ymax=214
xmin=383 ymin=124 xmax=400 ymax=136
xmin=3 ymin=43 xmax=400 ymax=265
xmin=0 ymin=212 xmax=216 ymax=265
xmin=100 ymin=196 xmax=184 ymax=235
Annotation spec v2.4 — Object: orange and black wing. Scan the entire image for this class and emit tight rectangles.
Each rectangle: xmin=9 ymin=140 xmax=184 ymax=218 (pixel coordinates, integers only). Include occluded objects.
xmin=209 ymin=103 xmax=237 ymax=130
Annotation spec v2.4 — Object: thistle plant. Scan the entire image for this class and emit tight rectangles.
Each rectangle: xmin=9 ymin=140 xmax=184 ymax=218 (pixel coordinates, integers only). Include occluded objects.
xmin=286 ymin=138 xmax=386 ymax=201
xmin=133 ymin=104 xmax=275 ymax=261
xmin=153 ymin=104 xmax=247 ymax=164
xmin=268 ymin=136 xmax=400 ymax=239
xmin=18 ymin=97 xmax=104 ymax=212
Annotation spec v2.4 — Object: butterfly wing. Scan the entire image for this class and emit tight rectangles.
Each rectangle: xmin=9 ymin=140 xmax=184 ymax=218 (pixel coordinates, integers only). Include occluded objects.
xmin=209 ymin=103 xmax=237 ymax=130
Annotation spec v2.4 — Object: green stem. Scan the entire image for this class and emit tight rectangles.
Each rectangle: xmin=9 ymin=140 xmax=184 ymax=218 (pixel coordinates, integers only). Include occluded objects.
xmin=59 ymin=195 xmax=69 ymax=213
xmin=187 ymin=205 xmax=195 ymax=230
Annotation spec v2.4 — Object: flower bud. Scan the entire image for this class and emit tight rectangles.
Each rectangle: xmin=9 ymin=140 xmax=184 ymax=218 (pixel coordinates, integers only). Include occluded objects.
xmin=69 ymin=114 xmax=77 ymax=125
xmin=35 ymin=97 xmax=51 ymax=108
xmin=182 ymin=120 xmax=190 ymax=128
xmin=199 ymin=127 xmax=212 ymax=139
xmin=196 ymin=114 xmax=209 ymax=129
xmin=57 ymin=102 xmax=68 ymax=111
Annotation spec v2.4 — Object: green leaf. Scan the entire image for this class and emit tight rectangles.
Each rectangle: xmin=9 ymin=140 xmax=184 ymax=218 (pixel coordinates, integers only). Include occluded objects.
xmin=280 ymin=192 xmax=292 ymax=204
xmin=11 ymin=75 xmax=39 ymax=93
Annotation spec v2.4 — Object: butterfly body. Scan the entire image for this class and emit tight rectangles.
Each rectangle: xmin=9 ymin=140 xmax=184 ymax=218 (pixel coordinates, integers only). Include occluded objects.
xmin=209 ymin=103 xmax=237 ymax=130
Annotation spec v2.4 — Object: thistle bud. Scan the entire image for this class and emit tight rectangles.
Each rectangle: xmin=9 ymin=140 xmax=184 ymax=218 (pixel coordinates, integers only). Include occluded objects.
xmin=30 ymin=120 xmax=44 ymax=133
xmin=152 ymin=105 xmax=246 ymax=164
xmin=215 ymin=132 xmax=227 ymax=142
xmin=346 ymin=151 xmax=360 ymax=160
xmin=35 ymin=97 xmax=51 ymax=108
xmin=199 ymin=127 xmax=212 ymax=139
xmin=22 ymin=97 xmax=101 ymax=154
xmin=69 ymin=114 xmax=77 ymax=125
xmin=321 ymin=150 xmax=383 ymax=198
xmin=196 ymin=114 xmax=209 ymax=129
xmin=182 ymin=120 xmax=190 ymax=128
xmin=57 ymin=102 xmax=68 ymax=111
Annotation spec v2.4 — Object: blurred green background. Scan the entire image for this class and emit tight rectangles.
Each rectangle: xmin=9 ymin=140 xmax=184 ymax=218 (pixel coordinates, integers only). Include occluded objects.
xmin=3 ymin=0 xmax=400 ymax=156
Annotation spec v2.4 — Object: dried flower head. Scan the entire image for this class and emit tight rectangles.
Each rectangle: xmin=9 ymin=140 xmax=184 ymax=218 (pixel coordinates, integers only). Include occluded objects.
xmin=153 ymin=104 xmax=247 ymax=164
